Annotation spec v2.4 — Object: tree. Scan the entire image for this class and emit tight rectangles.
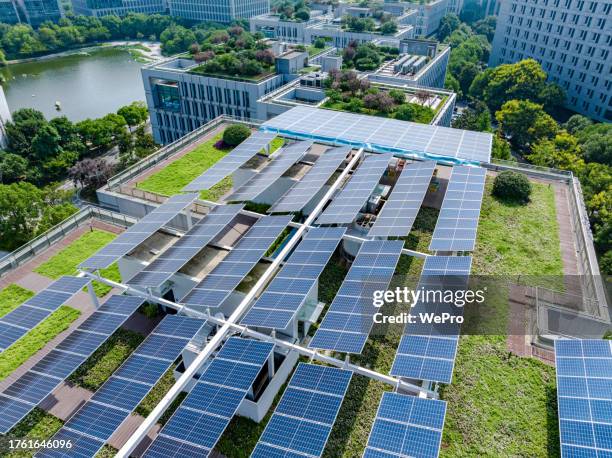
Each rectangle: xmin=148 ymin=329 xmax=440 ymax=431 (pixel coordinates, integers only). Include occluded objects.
xmin=294 ymin=8 xmax=310 ymax=21
xmin=393 ymin=103 xmax=435 ymax=123
xmin=492 ymin=171 xmax=531 ymax=203
xmin=6 ymin=108 xmax=47 ymax=160
xmin=69 ymin=158 xmax=115 ymax=189
xmin=223 ymin=124 xmax=251 ymax=146
xmin=538 ymin=83 xmax=565 ymax=115
xmin=457 ymin=62 xmax=480 ymax=98
xmin=574 ymin=123 xmax=611 ymax=164
xmin=437 ymin=14 xmax=460 ymax=41
xmin=31 ymin=124 xmax=62 ymax=161
xmin=0 ymin=152 xmax=28 ymax=183
xmin=470 ymin=59 xmax=547 ymax=112
xmin=451 ymin=103 xmax=492 ymax=132
xmin=159 ymin=25 xmax=196 ymax=55
xmin=563 ymin=115 xmax=593 ymax=135
xmin=528 ymin=131 xmax=585 ymax=174
xmin=491 ymin=135 xmax=512 ymax=160
xmin=380 ymin=21 xmax=398 ymax=35
xmin=313 ymin=38 xmax=326 ymax=49
xmin=600 ymin=251 xmax=612 ymax=275
xmin=117 ymin=101 xmax=149 ymax=128
xmin=472 ymin=16 xmax=496 ymax=42
xmin=495 ymin=100 xmax=558 ymax=150
xmin=445 ymin=73 xmax=461 ymax=96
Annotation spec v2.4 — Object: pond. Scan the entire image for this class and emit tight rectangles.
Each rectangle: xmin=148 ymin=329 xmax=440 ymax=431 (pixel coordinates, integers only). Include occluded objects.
xmin=1 ymin=47 xmax=147 ymax=121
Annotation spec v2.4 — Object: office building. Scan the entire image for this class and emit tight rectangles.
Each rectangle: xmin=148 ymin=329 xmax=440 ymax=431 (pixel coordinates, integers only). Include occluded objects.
xmin=17 ymin=0 xmax=62 ymax=26
xmin=168 ymin=0 xmax=269 ymax=24
xmin=489 ymin=0 xmax=611 ymax=121
xmin=71 ymin=0 xmax=165 ymax=17
xmin=0 ymin=0 xmax=20 ymax=24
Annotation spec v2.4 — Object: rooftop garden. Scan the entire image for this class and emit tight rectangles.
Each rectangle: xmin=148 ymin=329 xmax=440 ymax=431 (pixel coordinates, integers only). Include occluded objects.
xmin=34 ymin=229 xmax=120 ymax=298
xmin=342 ymin=42 xmax=398 ymax=71
xmin=342 ymin=15 xmax=399 ymax=35
xmin=322 ymin=70 xmax=436 ymax=123
xmin=186 ymin=27 xmax=275 ymax=80
xmin=137 ymin=126 xmax=284 ymax=202
xmin=272 ymin=0 xmax=311 ymax=21
xmin=0 ymin=284 xmax=34 ymax=318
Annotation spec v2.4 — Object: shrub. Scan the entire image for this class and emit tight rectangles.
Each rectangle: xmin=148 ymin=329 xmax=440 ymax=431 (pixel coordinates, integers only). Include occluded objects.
xmin=314 ymin=38 xmax=326 ymax=49
xmin=223 ymin=124 xmax=251 ymax=146
xmin=140 ymin=302 xmax=160 ymax=318
xmin=600 ymin=250 xmax=612 ymax=275
xmin=492 ymin=170 xmax=532 ymax=203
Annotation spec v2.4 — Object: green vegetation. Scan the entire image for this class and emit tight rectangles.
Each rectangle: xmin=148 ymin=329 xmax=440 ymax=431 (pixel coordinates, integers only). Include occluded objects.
xmin=342 ymin=42 xmax=398 ymax=71
xmin=34 ymin=229 xmax=118 ymax=297
xmin=137 ymin=133 xmax=283 ymax=202
xmin=0 ymin=306 xmax=80 ymax=381
xmin=306 ymin=43 xmax=330 ymax=57
xmin=492 ymin=170 xmax=532 ymax=203
xmin=223 ymin=124 xmax=251 ymax=146
xmin=441 ymin=179 xmax=563 ymax=457
xmin=274 ymin=0 xmax=311 ymax=21
xmin=3 ymin=408 xmax=64 ymax=458
xmin=68 ymin=328 xmax=144 ymax=391
xmin=324 ymin=70 xmax=435 ymax=123
xmin=135 ymin=366 xmax=176 ymax=418
xmin=0 ymin=284 xmax=34 ymax=318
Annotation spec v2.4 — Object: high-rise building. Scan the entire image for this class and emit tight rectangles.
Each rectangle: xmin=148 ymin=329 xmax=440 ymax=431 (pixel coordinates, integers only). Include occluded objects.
xmin=415 ymin=0 xmax=449 ymax=36
xmin=168 ymin=0 xmax=269 ymax=24
xmin=18 ymin=0 xmax=62 ymax=26
xmin=0 ymin=0 xmax=20 ymax=24
xmin=71 ymin=0 xmax=165 ymax=17
xmin=489 ymin=0 xmax=611 ymax=122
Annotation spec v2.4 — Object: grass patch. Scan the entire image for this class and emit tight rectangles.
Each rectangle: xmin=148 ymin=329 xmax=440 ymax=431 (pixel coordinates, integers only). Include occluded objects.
xmin=34 ymin=229 xmax=119 ymax=297
xmin=0 ymin=306 xmax=80 ymax=381
xmin=2 ymin=408 xmax=63 ymax=457
xmin=67 ymin=328 xmax=144 ymax=391
xmin=0 ymin=284 xmax=34 ymax=318
xmin=137 ymin=133 xmax=284 ymax=202
xmin=135 ymin=366 xmax=176 ymax=419
xmin=440 ymin=178 xmax=563 ymax=458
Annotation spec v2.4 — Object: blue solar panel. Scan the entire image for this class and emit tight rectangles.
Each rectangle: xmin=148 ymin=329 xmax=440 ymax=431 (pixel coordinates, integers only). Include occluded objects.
xmin=556 ymin=339 xmax=612 ymax=457
xmin=46 ymin=276 xmax=91 ymax=294
xmin=271 ymin=146 xmax=350 ymax=213
xmin=55 ymin=330 xmax=109 ymax=356
xmin=80 ymin=194 xmax=199 ymax=269
xmin=252 ymin=363 xmax=352 ymax=457
xmin=31 ymin=350 xmax=85 ymax=379
xmin=252 ymin=443 xmax=314 ymax=458
xmin=316 ymin=154 xmax=390 ymax=225
xmin=128 ymin=204 xmax=243 ymax=288
xmin=369 ymin=161 xmax=436 ymax=237
xmin=78 ymin=312 xmax=128 ymax=335
xmin=390 ymin=256 xmax=471 ymax=384
xmin=39 ymin=314 xmax=203 ymax=454
xmin=429 ymin=166 xmax=486 ymax=252
xmin=310 ymin=240 xmax=403 ymax=354
xmin=0 ymin=395 xmax=35 ymax=433
xmin=96 ymin=295 xmax=146 ymax=316
xmin=35 ymin=429 xmax=105 ymax=458
xmin=4 ymin=372 xmax=62 ymax=404
xmin=135 ymin=334 xmax=192 ymax=361
xmin=181 ymin=215 xmax=292 ymax=309
xmin=144 ymin=338 xmax=274 ymax=458
xmin=364 ymin=392 xmax=446 ymax=458
xmin=241 ymin=227 xmax=346 ymax=329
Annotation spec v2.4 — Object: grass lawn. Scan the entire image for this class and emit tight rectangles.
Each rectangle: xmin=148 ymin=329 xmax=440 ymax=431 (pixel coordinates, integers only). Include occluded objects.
xmin=136 ymin=132 xmax=284 ymax=202
xmin=3 ymin=408 xmax=64 ymax=458
xmin=67 ymin=328 xmax=144 ymax=391
xmin=440 ymin=179 xmax=563 ymax=458
xmin=0 ymin=284 xmax=34 ymax=318
xmin=34 ymin=229 xmax=119 ymax=297
xmin=0 ymin=306 xmax=80 ymax=381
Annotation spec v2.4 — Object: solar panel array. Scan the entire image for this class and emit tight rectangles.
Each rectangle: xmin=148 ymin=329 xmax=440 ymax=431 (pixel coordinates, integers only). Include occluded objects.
xmin=251 ymin=363 xmax=352 ymax=458
xmin=38 ymin=315 xmax=205 ymax=458
xmin=316 ymin=155 xmax=390 ymax=225
xmin=183 ymin=131 xmax=277 ymax=191
xmin=364 ymin=392 xmax=447 ymax=458
xmin=80 ymin=193 xmax=199 ymax=270
xmin=368 ymin=161 xmax=436 ymax=237
xmin=144 ymin=337 xmax=275 ymax=458
xmin=128 ymin=204 xmax=243 ymax=289
xmin=261 ymin=106 xmax=493 ymax=164
xmin=391 ymin=256 xmax=472 ymax=384
xmin=429 ymin=166 xmax=486 ymax=252
xmin=0 ymin=295 xmax=143 ymax=434
xmin=181 ymin=215 xmax=293 ymax=310
xmin=0 ymin=276 xmax=90 ymax=353
xmin=241 ymin=227 xmax=346 ymax=330
xmin=270 ymin=146 xmax=350 ymax=213
xmin=309 ymin=240 xmax=404 ymax=354
xmin=555 ymin=339 xmax=612 ymax=458
xmin=230 ymin=141 xmax=312 ymax=202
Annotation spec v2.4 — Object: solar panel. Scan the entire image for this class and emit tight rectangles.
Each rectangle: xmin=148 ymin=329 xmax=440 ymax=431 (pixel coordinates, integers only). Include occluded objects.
xmin=270 ymin=146 xmax=350 ymax=213
xmin=429 ymin=166 xmax=486 ymax=252
xmin=0 ymin=295 xmax=144 ymax=434
xmin=261 ymin=106 xmax=492 ymax=164
xmin=144 ymin=337 xmax=274 ymax=458
xmin=369 ymin=161 xmax=436 ymax=237
xmin=555 ymin=339 xmax=612 ymax=458
xmin=364 ymin=392 xmax=446 ymax=458
xmin=0 ymin=276 xmax=90 ymax=353
xmin=241 ymin=227 xmax=346 ymax=330
xmin=309 ymin=240 xmax=403 ymax=354
xmin=316 ymin=154 xmax=390 ymax=225
xmin=181 ymin=215 xmax=293 ymax=310
xmin=390 ymin=256 xmax=472 ymax=384
xmin=183 ymin=131 xmax=277 ymax=191
xmin=128 ymin=204 xmax=243 ymax=288
xmin=80 ymin=193 xmax=199 ymax=270
xmin=230 ymin=141 xmax=312 ymax=202
xmin=252 ymin=363 xmax=352 ymax=458
xmin=41 ymin=315 xmax=205 ymax=455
